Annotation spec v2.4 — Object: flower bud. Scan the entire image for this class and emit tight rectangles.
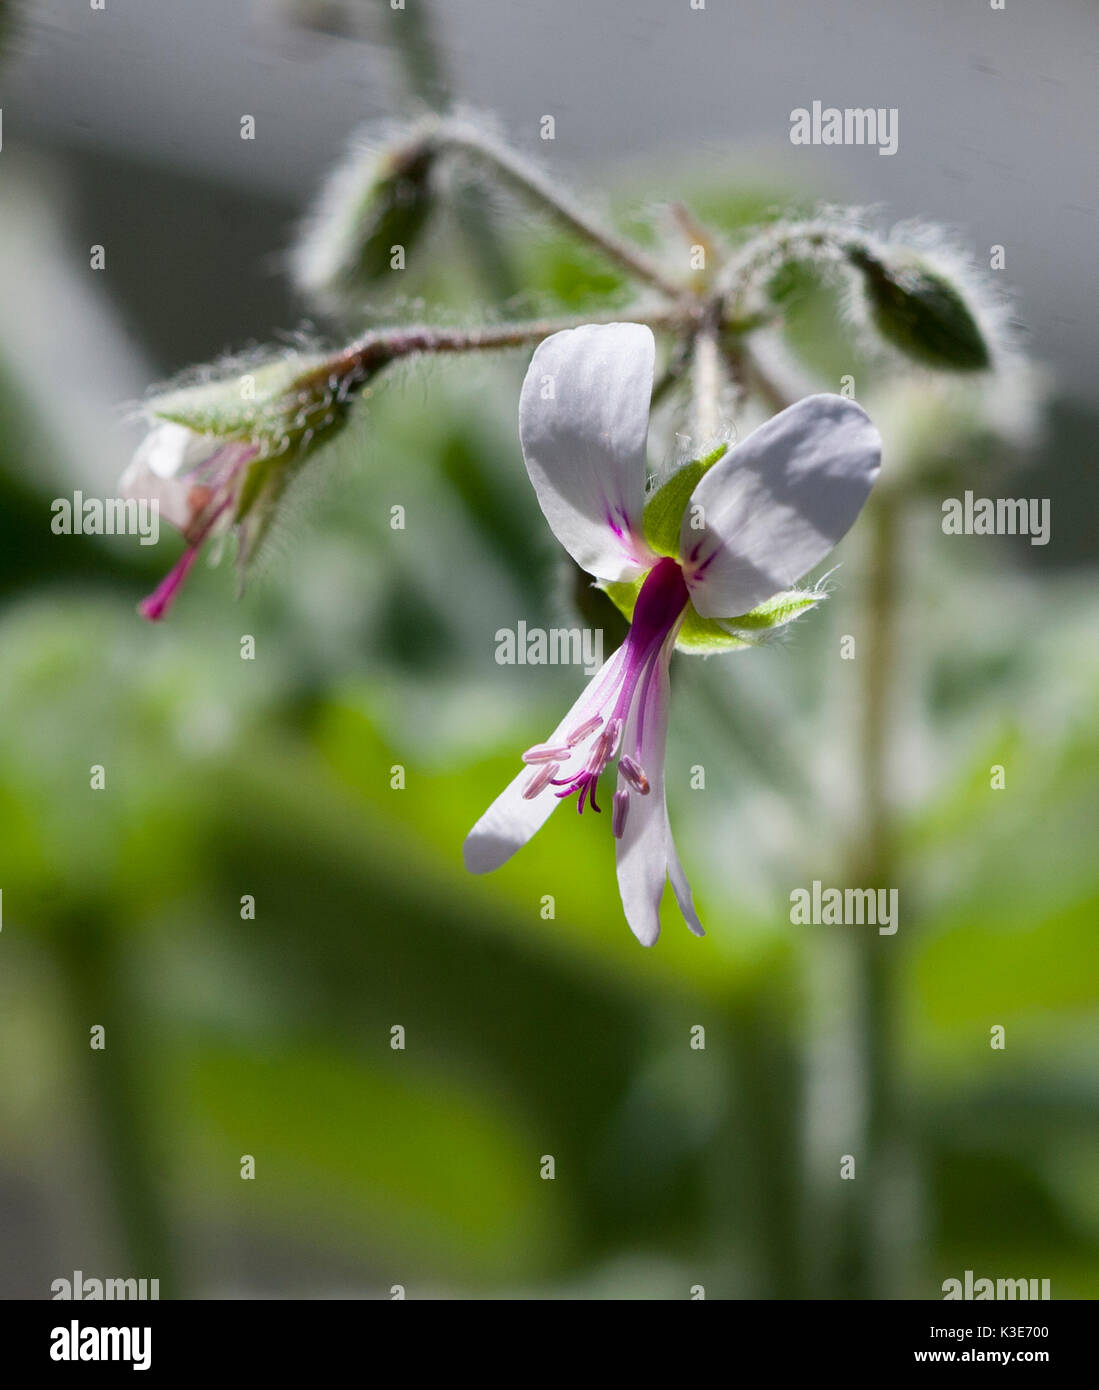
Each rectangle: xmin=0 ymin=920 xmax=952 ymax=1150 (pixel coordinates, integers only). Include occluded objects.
xmin=292 ymin=120 xmax=441 ymax=309
xmin=847 ymin=245 xmax=991 ymax=372
xmin=122 ymin=353 xmax=361 ymax=618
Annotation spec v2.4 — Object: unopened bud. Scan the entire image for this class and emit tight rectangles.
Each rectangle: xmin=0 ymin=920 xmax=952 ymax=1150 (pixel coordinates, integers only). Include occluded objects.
xmin=123 ymin=350 xmax=368 ymax=613
xmin=293 ymin=120 xmax=441 ymax=308
xmin=847 ymin=245 xmax=991 ymax=372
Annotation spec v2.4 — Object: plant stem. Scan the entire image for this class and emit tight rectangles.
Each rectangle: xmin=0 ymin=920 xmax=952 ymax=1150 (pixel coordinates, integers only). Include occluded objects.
xmin=848 ymin=490 xmax=904 ymax=1298
xmin=303 ymin=306 xmax=695 ymax=393
xmin=722 ymin=339 xmax=794 ymax=415
xmin=54 ymin=913 xmax=177 ymax=1296
xmin=691 ymin=327 xmax=724 ymax=443
xmin=437 ymin=121 xmax=689 ymax=301
xmin=798 ymin=492 xmax=909 ymax=1301
xmin=722 ymin=219 xmax=859 ymax=311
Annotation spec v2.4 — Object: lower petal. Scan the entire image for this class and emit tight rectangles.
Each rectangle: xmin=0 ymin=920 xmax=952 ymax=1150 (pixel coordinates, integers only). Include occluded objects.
xmin=463 ymin=646 xmax=626 ymax=874
xmin=614 ymin=635 xmax=705 ymax=944
xmin=614 ymin=645 xmax=672 ymax=946
xmin=666 ymin=824 xmax=705 ymax=938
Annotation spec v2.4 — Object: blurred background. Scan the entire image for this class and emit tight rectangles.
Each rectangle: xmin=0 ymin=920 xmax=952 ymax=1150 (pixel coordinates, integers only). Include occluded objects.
xmin=0 ymin=0 xmax=1096 ymax=1299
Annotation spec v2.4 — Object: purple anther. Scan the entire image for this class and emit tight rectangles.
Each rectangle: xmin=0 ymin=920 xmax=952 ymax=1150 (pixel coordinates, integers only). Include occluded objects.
xmin=522 ymin=744 xmax=571 ymax=764
xmin=619 ymin=755 xmax=650 ymax=795
xmin=566 ymin=715 xmax=603 ymax=746
xmin=522 ymin=761 xmax=560 ymax=800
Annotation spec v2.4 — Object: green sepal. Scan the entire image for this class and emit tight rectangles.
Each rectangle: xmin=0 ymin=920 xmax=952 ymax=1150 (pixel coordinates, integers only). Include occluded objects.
xmin=235 ymin=464 xmax=291 ymax=571
xmin=677 ymin=589 xmax=823 ymax=652
xmin=150 ymin=357 xmax=329 ymax=439
xmin=232 ymin=406 xmax=351 ymax=558
xmin=600 ymin=579 xmax=823 ymax=655
xmin=641 ymin=442 xmax=728 ymax=557
xmin=600 ymin=576 xmax=644 ymax=625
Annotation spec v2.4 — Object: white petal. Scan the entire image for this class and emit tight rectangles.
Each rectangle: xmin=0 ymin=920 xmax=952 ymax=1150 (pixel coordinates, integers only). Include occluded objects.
xmin=463 ymin=647 xmax=626 ymax=874
xmin=119 ymin=458 xmax=195 ymax=532
xmin=133 ymin=422 xmax=210 ymax=480
xmin=680 ymin=394 xmax=881 ymax=618
xmin=519 ymin=323 xmax=657 ymax=582
xmin=666 ymin=827 xmax=705 ymax=938
xmin=614 ymin=643 xmax=673 ymax=946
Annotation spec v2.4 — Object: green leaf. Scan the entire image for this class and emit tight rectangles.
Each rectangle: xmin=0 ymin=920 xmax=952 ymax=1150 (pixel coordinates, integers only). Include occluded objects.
xmin=642 ymin=443 xmax=728 ymax=557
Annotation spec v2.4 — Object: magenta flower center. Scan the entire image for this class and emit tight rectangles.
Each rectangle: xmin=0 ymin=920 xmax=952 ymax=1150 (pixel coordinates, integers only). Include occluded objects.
xmin=521 ymin=557 xmax=690 ymax=829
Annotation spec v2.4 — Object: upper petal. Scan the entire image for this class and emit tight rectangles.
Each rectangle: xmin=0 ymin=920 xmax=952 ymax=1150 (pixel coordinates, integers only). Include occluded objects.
xmin=463 ymin=645 xmax=627 ymax=874
xmin=519 ymin=323 xmax=657 ymax=583
xmin=680 ymin=394 xmax=881 ymax=618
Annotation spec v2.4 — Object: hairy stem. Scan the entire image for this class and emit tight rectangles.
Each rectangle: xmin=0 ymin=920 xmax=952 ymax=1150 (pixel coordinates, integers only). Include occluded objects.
xmin=722 ymin=338 xmax=795 ymax=415
xmin=691 ymin=327 xmax=724 ymax=443
xmin=437 ymin=121 xmax=689 ymax=301
xmin=845 ymin=491 xmax=905 ymax=1298
xmin=302 ymin=307 xmax=695 ymax=393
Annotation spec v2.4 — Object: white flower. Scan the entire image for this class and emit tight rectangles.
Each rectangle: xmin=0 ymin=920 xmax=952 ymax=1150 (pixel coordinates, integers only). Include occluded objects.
xmin=463 ymin=322 xmax=882 ymax=946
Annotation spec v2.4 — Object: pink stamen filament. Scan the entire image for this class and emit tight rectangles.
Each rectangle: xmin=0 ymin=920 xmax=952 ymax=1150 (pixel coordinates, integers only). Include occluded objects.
xmin=526 ymin=558 xmax=688 ymax=819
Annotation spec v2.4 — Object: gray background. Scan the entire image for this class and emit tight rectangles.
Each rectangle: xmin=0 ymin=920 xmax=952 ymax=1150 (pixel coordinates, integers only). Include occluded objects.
xmin=3 ymin=0 xmax=1096 ymax=393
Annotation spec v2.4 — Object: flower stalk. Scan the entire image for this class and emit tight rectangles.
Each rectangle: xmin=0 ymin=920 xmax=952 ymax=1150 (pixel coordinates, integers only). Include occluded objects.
xmin=434 ymin=119 xmax=690 ymax=301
